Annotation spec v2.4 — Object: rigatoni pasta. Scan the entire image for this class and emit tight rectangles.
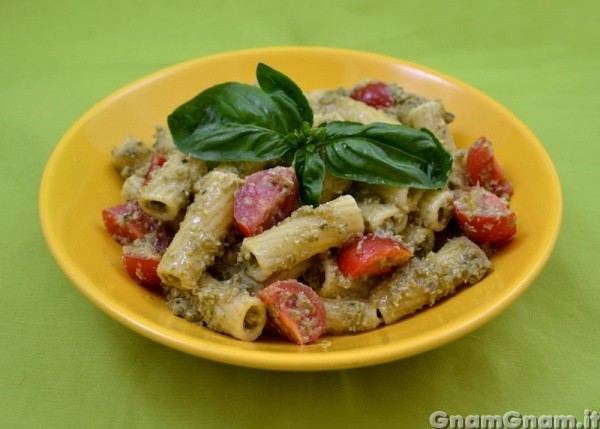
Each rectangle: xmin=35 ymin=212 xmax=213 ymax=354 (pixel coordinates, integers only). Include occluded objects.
xmin=316 ymin=252 xmax=375 ymax=299
xmin=370 ymin=237 xmax=491 ymax=324
xmin=357 ymin=199 xmax=407 ymax=234
xmin=415 ymin=189 xmax=455 ymax=232
xmin=404 ymin=100 xmax=455 ymax=150
xmin=157 ymin=169 xmax=242 ymax=290
xmin=240 ymin=195 xmax=365 ymax=281
xmin=138 ymin=152 xmax=207 ymax=221
xmin=165 ymin=273 xmax=266 ymax=341
xmin=322 ymin=297 xmax=381 ymax=335
xmin=110 ymin=135 xmax=154 ymax=178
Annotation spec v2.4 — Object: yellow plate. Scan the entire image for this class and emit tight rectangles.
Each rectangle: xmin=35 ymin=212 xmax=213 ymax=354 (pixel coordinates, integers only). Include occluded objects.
xmin=39 ymin=47 xmax=562 ymax=371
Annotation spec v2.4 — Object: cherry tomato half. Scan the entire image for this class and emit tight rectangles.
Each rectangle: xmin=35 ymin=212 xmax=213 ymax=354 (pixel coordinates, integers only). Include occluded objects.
xmin=466 ymin=136 xmax=513 ymax=198
xmin=350 ymin=81 xmax=394 ymax=108
xmin=259 ymin=280 xmax=326 ymax=345
xmin=122 ymin=247 xmax=162 ymax=289
xmin=453 ymin=186 xmax=517 ymax=244
xmin=234 ymin=166 xmax=299 ymax=237
xmin=337 ymin=234 xmax=413 ymax=279
xmin=101 ymin=201 xmax=161 ymax=245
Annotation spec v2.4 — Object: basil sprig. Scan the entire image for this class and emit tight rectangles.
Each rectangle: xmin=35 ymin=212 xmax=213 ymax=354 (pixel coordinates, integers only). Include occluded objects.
xmin=168 ymin=63 xmax=452 ymax=206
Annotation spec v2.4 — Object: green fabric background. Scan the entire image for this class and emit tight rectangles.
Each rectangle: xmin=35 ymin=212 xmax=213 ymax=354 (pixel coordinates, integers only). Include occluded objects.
xmin=1 ymin=0 xmax=598 ymax=427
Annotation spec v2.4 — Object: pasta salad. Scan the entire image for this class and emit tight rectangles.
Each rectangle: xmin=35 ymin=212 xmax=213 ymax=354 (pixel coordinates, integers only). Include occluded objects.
xmin=101 ymin=64 xmax=516 ymax=344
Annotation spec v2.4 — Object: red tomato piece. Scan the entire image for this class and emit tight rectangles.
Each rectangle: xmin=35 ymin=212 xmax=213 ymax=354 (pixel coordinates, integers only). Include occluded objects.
xmin=101 ymin=201 xmax=161 ymax=245
xmin=234 ymin=167 xmax=299 ymax=237
xmin=337 ymin=234 xmax=413 ymax=279
xmin=259 ymin=280 xmax=326 ymax=345
xmin=350 ymin=81 xmax=394 ymax=108
xmin=466 ymin=136 xmax=513 ymax=198
xmin=143 ymin=153 xmax=168 ymax=185
xmin=453 ymin=186 xmax=517 ymax=244
xmin=122 ymin=246 xmax=162 ymax=289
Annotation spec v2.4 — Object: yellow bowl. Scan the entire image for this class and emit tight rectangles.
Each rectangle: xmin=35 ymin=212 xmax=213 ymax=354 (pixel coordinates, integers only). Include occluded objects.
xmin=39 ymin=47 xmax=562 ymax=371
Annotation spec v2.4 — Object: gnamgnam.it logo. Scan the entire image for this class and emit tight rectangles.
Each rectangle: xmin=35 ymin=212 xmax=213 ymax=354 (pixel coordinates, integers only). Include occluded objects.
xmin=429 ymin=409 xmax=600 ymax=429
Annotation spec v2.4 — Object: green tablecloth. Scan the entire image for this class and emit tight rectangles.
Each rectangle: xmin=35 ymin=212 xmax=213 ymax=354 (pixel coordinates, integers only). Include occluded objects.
xmin=2 ymin=1 xmax=598 ymax=427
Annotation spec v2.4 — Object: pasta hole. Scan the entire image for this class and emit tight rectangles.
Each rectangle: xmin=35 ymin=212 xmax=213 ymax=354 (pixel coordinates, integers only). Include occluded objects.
xmin=243 ymin=305 xmax=264 ymax=332
xmin=245 ymin=254 xmax=267 ymax=281
xmin=145 ymin=200 xmax=168 ymax=216
xmin=161 ymin=273 xmax=183 ymax=291
xmin=437 ymin=206 xmax=451 ymax=223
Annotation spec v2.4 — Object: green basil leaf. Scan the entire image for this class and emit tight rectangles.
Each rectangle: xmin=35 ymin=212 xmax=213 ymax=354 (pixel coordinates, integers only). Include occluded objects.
xmin=256 ymin=63 xmax=313 ymax=128
xmin=168 ymin=82 xmax=294 ymax=161
xmin=167 ymin=62 xmax=452 ymax=205
xmin=321 ymin=122 xmax=452 ymax=188
xmin=292 ymin=149 xmax=325 ymax=207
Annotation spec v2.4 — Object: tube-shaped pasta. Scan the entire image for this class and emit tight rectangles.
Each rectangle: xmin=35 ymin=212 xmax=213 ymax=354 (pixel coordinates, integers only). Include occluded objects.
xmin=406 ymin=188 xmax=425 ymax=212
xmin=359 ymin=185 xmax=424 ymax=214
xmin=306 ymin=90 xmax=400 ymax=125
xmin=165 ymin=274 xmax=266 ymax=341
xmin=400 ymin=224 xmax=435 ymax=256
xmin=264 ymin=256 xmax=317 ymax=283
xmin=448 ymin=148 xmax=468 ymax=190
xmin=320 ymin=171 xmax=352 ymax=203
xmin=229 ymin=161 xmax=271 ymax=178
xmin=240 ymin=195 xmax=365 ymax=281
xmin=138 ymin=152 xmax=207 ymax=221
xmin=121 ymin=172 xmax=145 ymax=201
xmin=361 ymin=184 xmax=411 ymax=212
xmin=111 ymin=135 xmax=153 ymax=178
xmin=370 ymin=237 xmax=491 ymax=324
xmin=157 ymin=169 xmax=242 ymax=290
xmin=317 ymin=253 xmax=374 ymax=298
xmin=416 ymin=189 xmax=455 ymax=232
xmin=151 ymin=125 xmax=176 ymax=154
xmin=322 ymin=297 xmax=381 ymax=335
xmin=358 ymin=200 xmax=408 ymax=234
xmin=404 ymin=100 xmax=455 ymax=151
xmin=195 ymin=274 xmax=266 ymax=341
